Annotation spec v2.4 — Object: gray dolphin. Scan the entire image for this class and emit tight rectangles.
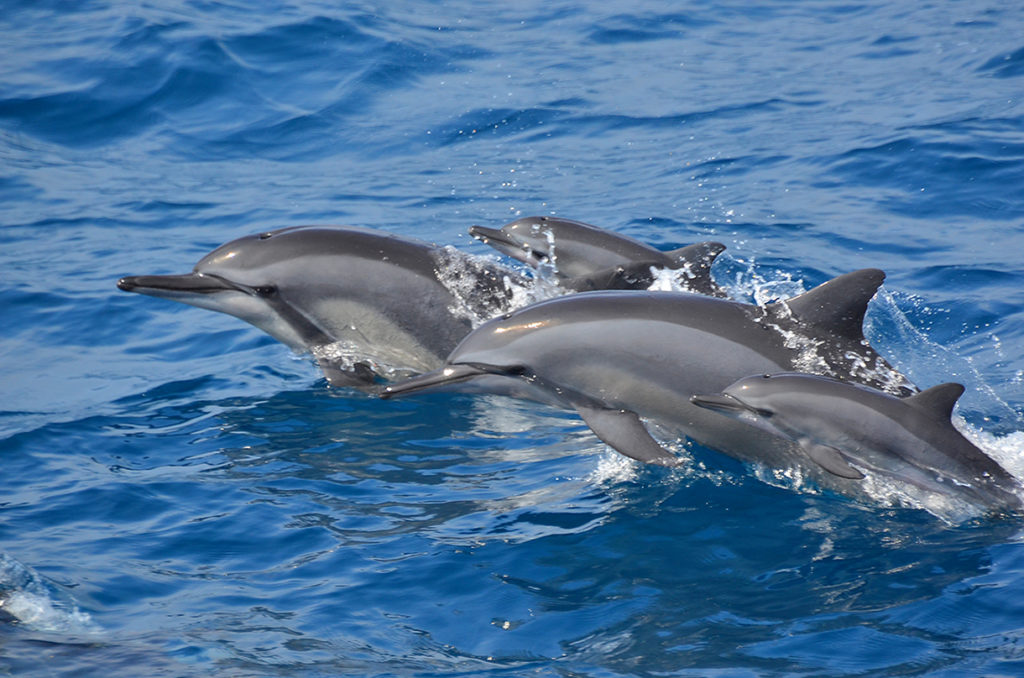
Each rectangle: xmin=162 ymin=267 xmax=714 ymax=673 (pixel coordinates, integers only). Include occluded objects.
xmin=692 ymin=373 xmax=1021 ymax=511
xmin=382 ymin=269 xmax=917 ymax=475
xmin=118 ymin=225 xmax=524 ymax=386
xmin=469 ymin=216 xmax=727 ymax=296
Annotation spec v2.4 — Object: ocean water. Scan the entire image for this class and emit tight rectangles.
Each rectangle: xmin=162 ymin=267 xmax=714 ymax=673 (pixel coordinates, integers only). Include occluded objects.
xmin=3 ymin=1 xmax=1024 ymax=675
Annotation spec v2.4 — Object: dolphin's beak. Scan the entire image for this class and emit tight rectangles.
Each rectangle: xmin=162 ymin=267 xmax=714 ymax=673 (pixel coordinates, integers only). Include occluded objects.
xmin=117 ymin=273 xmax=238 ymax=297
xmin=690 ymin=393 xmax=747 ymax=413
xmin=468 ymin=225 xmax=506 ymax=244
xmin=468 ymin=225 xmax=535 ymax=265
xmin=381 ymin=364 xmax=489 ymax=399
xmin=691 ymin=393 xmax=773 ymax=420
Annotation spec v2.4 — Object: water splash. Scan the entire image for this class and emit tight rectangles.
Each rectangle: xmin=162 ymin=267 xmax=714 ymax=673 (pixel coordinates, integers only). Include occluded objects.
xmin=643 ymin=264 xmax=725 ymax=296
xmin=433 ymin=246 xmax=564 ymax=327
xmin=720 ymin=257 xmax=807 ymax=305
xmin=753 ymin=459 xmax=987 ymax=525
xmin=867 ymin=288 xmax=1024 ymax=426
xmin=0 ymin=553 xmax=99 ymax=635
xmin=310 ymin=340 xmax=415 ymax=382
xmin=956 ymin=417 xmax=1024 ymax=488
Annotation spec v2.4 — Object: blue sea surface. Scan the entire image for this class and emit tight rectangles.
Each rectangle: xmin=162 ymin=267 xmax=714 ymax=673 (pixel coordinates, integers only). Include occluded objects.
xmin=3 ymin=1 xmax=1024 ymax=675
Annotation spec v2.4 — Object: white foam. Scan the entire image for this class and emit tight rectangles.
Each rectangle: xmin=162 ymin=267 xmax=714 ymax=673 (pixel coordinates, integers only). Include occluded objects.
xmin=752 ymin=458 xmax=984 ymax=524
xmin=585 ymin=450 xmax=641 ymax=485
xmin=0 ymin=553 xmax=100 ymax=635
xmin=310 ymin=340 xmax=412 ymax=381
xmin=645 ymin=265 xmax=717 ymax=295
xmin=433 ymin=246 xmax=564 ymax=328
xmin=721 ymin=258 xmax=807 ymax=305
xmin=957 ymin=418 xmax=1024 ymax=482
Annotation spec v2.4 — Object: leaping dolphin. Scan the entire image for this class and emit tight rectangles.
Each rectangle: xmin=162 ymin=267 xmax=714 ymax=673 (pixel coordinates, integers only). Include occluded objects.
xmin=118 ymin=225 xmax=526 ymax=386
xmin=692 ymin=373 xmax=1021 ymax=511
xmin=382 ymin=269 xmax=917 ymax=478
xmin=469 ymin=216 xmax=727 ymax=296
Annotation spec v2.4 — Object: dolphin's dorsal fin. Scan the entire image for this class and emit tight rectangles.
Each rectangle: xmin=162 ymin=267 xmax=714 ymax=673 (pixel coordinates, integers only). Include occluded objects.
xmin=798 ymin=439 xmax=865 ymax=479
xmin=574 ymin=405 xmax=679 ymax=466
xmin=907 ymin=382 xmax=965 ymax=421
xmin=772 ymin=268 xmax=885 ymax=341
xmin=666 ymin=241 xmax=727 ymax=271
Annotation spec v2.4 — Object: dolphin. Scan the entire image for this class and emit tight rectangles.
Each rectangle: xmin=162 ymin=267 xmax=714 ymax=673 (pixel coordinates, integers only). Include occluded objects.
xmin=118 ymin=225 xmax=526 ymax=386
xmin=691 ymin=373 xmax=1022 ymax=511
xmin=382 ymin=269 xmax=917 ymax=474
xmin=469 ymin=216 xmax=727 ymax=296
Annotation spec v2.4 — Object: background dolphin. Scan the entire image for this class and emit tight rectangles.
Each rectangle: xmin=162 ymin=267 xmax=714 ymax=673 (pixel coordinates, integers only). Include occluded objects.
xmin=383 ymin=269 xmax=917 ymax=477
xmin=692 ymin=373 xmax=1022 ymax=512
xmin=118 ymin=225 xmax=525 ymax=386
xmin=469 ymin=216 xmax=727 ymax=295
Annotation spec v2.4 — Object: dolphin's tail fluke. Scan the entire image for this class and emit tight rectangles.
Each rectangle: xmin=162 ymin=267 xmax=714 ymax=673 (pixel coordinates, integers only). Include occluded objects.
xmin=381 ymin=364 xmax=488 ymax=399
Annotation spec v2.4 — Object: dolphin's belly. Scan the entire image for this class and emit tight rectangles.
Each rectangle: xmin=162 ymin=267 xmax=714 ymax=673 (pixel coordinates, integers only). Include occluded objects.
xmin=515 ymin=319 xmax=843 ymax=471
xmin=309 ymin=297 xmax=455 ymax=373
xmin=296 ymin=259 xmax=473 ymax=372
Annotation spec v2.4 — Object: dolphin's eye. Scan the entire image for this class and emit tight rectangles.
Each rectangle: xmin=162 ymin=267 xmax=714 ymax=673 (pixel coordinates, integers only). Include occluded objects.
xmin=252 ymin=285 xmax=277 ymax=297
xmin=530 ymin=249 xmax=549 ymax=262
xmin=762 ymin=374 xmax=772 ymax=379
xmin=258 ymin=232 xmax=274 ymax=240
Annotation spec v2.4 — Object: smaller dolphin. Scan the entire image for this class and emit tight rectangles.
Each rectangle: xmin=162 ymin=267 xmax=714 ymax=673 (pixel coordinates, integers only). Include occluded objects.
xmin=118 ymin=225 xmax=525 ymax=386
xmin=692 ymin=373 xmax=1022 ymax=511
xmin=469 ymin=216 xmax=727 ymax=296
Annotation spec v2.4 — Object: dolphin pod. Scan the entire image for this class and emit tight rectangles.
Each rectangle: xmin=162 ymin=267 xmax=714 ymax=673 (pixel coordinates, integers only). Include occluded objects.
xmin=119 ymin=218 xmax=1020 ymax=513
xmin=692 ymin=373 xmax=1022 ymax=511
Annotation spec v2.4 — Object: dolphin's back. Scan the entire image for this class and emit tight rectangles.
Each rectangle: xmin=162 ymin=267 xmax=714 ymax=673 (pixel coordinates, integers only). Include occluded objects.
xmin=196 ymin=225 xmax=441 ymax=280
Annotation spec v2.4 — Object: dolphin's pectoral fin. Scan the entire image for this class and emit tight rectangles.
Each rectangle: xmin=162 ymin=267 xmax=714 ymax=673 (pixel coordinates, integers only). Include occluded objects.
xmin=574 ymin=405 xmax=679 ymax=466
xmin=317 ymin=357 xmax=378 ymax=388
xmin=798 ymin=439 xmax=865 ymax=480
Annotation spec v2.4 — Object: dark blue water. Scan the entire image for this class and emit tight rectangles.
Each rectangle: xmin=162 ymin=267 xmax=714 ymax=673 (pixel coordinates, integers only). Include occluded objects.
xmin=3 ymin=1 xmax=1024 ymax=675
